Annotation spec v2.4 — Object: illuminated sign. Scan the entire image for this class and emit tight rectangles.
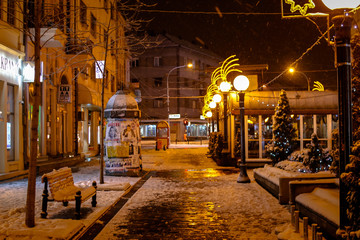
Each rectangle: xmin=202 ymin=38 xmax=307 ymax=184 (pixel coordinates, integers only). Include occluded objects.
xmin=95 ymin=60 xmax=105 ymax=79
xmin=169 ymin=114 xmax=180 ymax=119
xmin=312 ymin=81 xmax=324 ymax=91
xmin=284 ymin=0 xmax=315 ymax=16
xmin=0 ymin=51 xmax=21 ymax=83
xmin=58 ymin=85 xmax=72 ymax=103
xmin=23 ymin=61 xmax=35 ymax=82
xmin=23 ymin=61 xmax=43 ymax=83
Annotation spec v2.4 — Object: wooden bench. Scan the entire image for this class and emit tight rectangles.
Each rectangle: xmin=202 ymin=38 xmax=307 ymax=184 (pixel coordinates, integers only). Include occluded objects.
xmin=41 ymin=167 xmax=97 ymax=220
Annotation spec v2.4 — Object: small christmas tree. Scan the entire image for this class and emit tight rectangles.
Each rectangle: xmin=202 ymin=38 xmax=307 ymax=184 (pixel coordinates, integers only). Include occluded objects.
xmin=303 ymin=133 xmax=322 ymax=173
xmin=265 ymin=90 xmax=296 ymax=165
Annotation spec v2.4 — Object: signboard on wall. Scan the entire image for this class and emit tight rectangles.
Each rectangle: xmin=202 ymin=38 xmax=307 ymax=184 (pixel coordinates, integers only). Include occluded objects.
xmin=58 ymin=85 xmax=72 ymax=103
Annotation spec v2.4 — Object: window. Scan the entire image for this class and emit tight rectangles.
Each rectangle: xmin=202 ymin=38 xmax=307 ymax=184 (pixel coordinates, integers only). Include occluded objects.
xmin=111 ymin=75 xmax=116 ymax=92
xmin=131 ymin=58 xmax=139 ymax=67
xmin=7 ymin=85 xmax=15 ymax=161
xmin=154 ymin=77 xmax=162 ymax=87
xmin=192 ymin=100 xmax=197 ymax=109
xmin=7 ymin=0 xmax=15 ymax=25
xmin=80 ymin=0 xmax=87 ymax=25
xmin=110 ymin=39 xmax=116 ymax=55
xmin=154 ymin=57 xmax=161 ymax=67
xmin=104 ymin=0 xmax=108 ymax=12
xmin=153 ymin=99 xmax=163 ymax=108
xmin=110 ymin=3 xmax=115 ymax=20
xmin=90 ymin=13 xmax=97 ymax=37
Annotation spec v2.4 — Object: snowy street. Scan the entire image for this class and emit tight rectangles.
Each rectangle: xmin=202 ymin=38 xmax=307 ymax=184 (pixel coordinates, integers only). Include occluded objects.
xmin=93 ymin=145 xmax=292 ymax=239
xmin=0 ymin=144 xmax=294 ymax=239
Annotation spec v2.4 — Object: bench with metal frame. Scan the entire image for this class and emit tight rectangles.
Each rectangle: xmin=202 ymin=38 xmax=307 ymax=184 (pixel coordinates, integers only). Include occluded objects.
xmin=40 ymin=167 xmax=97 ymax=220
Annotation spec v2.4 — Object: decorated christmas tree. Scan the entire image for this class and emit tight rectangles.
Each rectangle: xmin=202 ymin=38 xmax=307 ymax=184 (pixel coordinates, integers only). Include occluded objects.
xmin=303 ymin=133 xmax=322 ymax=173
xmin=265 ymin=90 xmax=296 ymax=165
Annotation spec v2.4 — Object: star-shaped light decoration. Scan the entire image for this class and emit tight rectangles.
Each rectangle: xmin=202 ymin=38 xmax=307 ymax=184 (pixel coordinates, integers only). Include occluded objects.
xmin=284 ymin=0 xmax=316 ymax=16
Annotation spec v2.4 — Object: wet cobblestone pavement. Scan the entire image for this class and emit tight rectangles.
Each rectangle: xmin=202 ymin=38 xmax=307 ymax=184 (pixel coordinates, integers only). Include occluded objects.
xmin=94 ymin=168 xmax=291 ymax=240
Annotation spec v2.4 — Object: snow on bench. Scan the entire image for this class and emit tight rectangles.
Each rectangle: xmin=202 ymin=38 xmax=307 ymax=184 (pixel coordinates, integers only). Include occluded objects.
xmin=41 ymin=167 xmax=97 ymax=220
xmin=295 ymin=187 xmax=339 ymax=239
xmin=253 ymin=164 xmax=335 ymax=204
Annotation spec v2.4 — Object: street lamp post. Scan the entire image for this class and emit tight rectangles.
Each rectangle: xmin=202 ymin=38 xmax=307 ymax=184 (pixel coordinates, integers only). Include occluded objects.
xmin=288 ymin=68 xmax=311 ymax=91
xmin=321 ymin=0 xmax=359 ymax=230
xmin=166 ymin=63 xmax=193 ymax=142
xmin=219 ymin=81 xmax=232 ymax=150
xmin=233 ymin=75 xmax=250 ymax=183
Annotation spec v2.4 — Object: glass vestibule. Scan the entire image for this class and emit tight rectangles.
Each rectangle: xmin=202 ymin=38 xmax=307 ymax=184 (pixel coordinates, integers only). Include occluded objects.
xmin=244 ymin=113 xmax=336 ymax=159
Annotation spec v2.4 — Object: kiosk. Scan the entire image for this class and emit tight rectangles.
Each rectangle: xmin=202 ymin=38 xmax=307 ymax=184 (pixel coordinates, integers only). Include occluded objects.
xmin=156 ymin=121 xmax=170 ymax=150
xmin=104 ymin=90 xmax=141 ymax=175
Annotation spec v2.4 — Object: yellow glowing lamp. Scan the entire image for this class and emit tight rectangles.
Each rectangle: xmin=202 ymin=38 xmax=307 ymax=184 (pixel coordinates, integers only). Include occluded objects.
xmin=288 ymin=67 xmax=295 ymax=73
xmin=209 ymin=101 xmax=216 ymax=109
xmin=233 ymin=75 xmax=250 ymax=91
xmin=213 ymin=93 xmax=222 ymax=103
xmin=219 ymin=81 xmax=231 ymax=93
xmin=206 ymin=111 xmax=213 ymax=118
xmin=187 ymin=63 xmax=193 ymax=68
xmin=322 ymin=0 xmax=360 ymax=10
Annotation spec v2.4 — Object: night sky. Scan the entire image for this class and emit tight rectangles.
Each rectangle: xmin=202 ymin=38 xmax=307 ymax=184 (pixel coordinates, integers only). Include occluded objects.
xmin=136 ymin=0 xmax=338 ymax=90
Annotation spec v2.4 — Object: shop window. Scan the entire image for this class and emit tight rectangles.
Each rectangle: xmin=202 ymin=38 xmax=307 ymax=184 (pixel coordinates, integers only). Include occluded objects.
xmin=140 ymin=125 xmax=156 ymax=137
xmin=315 ymin=114 xmax=327 ymax=139
xmin=303 ymin=115 xmax=313 ymax=139
xmin=248 ymin=115 xmax=259 ymax=158
xmin=7 ymin=85 xmax=15 ymax=161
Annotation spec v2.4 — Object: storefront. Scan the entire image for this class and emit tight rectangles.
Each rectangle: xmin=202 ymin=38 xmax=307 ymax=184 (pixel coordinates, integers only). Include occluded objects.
xmin=0 ymin=45 xmax=24 ymax=173
xmin=225 ymin=90 xmax=338 ymax=160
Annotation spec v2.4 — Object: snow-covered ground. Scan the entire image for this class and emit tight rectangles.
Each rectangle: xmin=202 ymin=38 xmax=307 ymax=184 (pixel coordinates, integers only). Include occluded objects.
xmin=0 ymin=145 xmax=316 ymax=240
xmin=0 ymin=161 xmax=140 ymax=240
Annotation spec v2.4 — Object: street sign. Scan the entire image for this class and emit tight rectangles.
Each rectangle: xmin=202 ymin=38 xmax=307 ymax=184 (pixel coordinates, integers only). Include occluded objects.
xmin=58 ymin=84 xmax=72 ymax=103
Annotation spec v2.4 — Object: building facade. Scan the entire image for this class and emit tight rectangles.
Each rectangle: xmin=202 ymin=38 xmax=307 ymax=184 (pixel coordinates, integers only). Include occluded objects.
xmin=0 ymin=0 xmax=129 ymax=174
xmin=131 ymin=34 xmax=222 ymax=142
xmin=0 ymin=1 xmax=25 ymax=173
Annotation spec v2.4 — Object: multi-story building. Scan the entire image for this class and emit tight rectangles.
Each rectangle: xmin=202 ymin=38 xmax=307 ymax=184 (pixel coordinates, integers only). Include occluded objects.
xmin=0 ymin=0 xmax=130 ymax=174
xmin=24 ymin=0 xmax=128 ymax=163
xmin=131 ymin=34 xmax=222 ymax=142
xmin=0 ymin=1 xmax=26 ymax=173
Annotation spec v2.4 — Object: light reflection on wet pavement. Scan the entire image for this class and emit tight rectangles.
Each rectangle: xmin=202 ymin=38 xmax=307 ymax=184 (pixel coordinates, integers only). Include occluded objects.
xmin=112 ymin=169 xmax=232 ymax=239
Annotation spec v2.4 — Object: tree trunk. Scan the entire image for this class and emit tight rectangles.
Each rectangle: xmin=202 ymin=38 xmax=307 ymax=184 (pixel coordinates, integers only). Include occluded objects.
xmin=25 ymin=0 xmax=41 ymax=228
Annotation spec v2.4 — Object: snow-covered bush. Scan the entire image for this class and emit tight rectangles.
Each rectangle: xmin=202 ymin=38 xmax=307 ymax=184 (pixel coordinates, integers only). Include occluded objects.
xmin=275 ymin=160 xmax=309 ymax=172
xmin=288 ymin=149 xmax=309 ymax=163
xmin=208 ymin=132 xmax=223 ymax=159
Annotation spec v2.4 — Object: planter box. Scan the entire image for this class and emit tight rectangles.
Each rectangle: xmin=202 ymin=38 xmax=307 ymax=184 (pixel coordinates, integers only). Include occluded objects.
xmin=253 ymin=165 xmax=336 ymax=204
xmin=295 ymin=186 xmax=339 ymax=239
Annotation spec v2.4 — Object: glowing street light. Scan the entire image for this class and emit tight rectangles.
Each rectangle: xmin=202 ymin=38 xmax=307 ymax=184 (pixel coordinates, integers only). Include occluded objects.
xmin=288 ymin=67 xmax=311 ymax=91
xmin=219 ymin=81 xmax=232 ymax=150
xmin=233 ymin=75 xmax=250 ymax=183
xmin=166 ymin=63 xmax=193 ymax=142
